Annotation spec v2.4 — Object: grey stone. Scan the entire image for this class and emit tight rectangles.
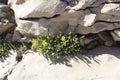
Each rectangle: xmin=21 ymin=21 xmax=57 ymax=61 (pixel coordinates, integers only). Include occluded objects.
xmin=97 ymin=14 xmax=120 ymax=22
xmin=0 ymin=0 xmax=8 ymax=4
xmin=98 ymin=31 xmax=114 ymax=47
xmin=12 ymin=19 xmax=49 ymax=42
xmin=111 ymin=31 xmax=120 ymax=41
xmin=0 ymin=4 xmax=16 ymax=35
xmin=70 ymin=0 xmax=96 ymax=10
xmin=8 ymin=0 xmax=67 ymax=18
xmin=7 ymin=47 xmax=120 ymax=80
xmin=83 ymin=13 xmax=96 ymax=27
xmin=111 ymin=28 xmax=120 ymax=41
xmin=101 ymin=3 xmax=120 ymax=16
xmin=0 ymin=51 xmax=17 ymax=80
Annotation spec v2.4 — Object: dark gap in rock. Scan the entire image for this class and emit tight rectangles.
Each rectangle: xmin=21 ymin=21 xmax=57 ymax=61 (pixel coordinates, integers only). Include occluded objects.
xmin=0 ymin=0 xmax=8 ymax=5
xmin=95 ymin=20 xmax=120 ymax=23
xmin=19 ymin=14 xmax=60 ymax=21
xmin=102 ymin=2 xmax=120 ymax=4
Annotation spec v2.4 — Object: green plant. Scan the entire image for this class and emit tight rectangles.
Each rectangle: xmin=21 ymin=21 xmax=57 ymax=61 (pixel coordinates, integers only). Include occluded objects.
xmin=0 ymin=39 xmax=27 ymax=60
xmin=32 ymin=32 xmax=84 ymax=59
xmin=0 ymin=39 xmax=10 ymax=58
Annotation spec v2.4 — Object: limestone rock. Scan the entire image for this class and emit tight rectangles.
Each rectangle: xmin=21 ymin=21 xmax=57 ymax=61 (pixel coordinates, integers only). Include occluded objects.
xmin=111 ymin=28 xmax=120 ymax=41
xmin=111 ymin=31 xmax=120 ymax=41
xmin=0 ymin=51 xmax=17 ymax=80
xmin=8 ymin=0 xmax=67 ymax=18
xmin=101 ymin=3 xmax=120 ymax=16
xmin=48 ymin=19 xmax=68 ymax=34
xmin=8 ymin=46 xmax=120 ymax=80
xmin=12 ymin=19 xmax=49 ymax=42
xmin=97 ymin=14 xmax=120 ymax=22
xmin=0 ymin=4 xmax=16 ymax=35
xmin=98 ymin=31 xmax=114 ymax=47
xmin=0 ymin=0 xmax=8 ymax=4
xmin=70 ymin=0 xmax=96 ymax=10
xmin=83 ymin=14 xmax=96 ymax=27
xmin=75 ymin=22 xmax=120 ymax=35
xmin=114 ymin=29 xmax=120 ymax=37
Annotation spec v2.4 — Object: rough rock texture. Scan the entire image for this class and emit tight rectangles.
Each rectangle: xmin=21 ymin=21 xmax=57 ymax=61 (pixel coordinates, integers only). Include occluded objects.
xmin=101 ymin=3 xmax=120 ymax=16
xmin=8 ymin=0 xmax=67 ymax=18
xmin=0 ymin=51 xmax=17 ymax=80
xmin=0 ymin=0 xmax=119 ymax=80
xmin=70 ymin=0 xmax=96 ymax=10
xmin=0 ymin=4 xmax=16 ymax=35
xmin=3 ymin=46 xmax=120 ymax=80
xmin=0 ymin=0 xmax=8 ymax=4
xmin=7 ymin=0 xmax=120 ymax=41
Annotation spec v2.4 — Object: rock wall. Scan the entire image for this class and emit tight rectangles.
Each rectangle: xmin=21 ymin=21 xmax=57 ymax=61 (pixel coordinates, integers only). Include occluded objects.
xmin=0 ymin=0 xmax=120 ymax=80
xmin=7 ymin=0 xmax=120 ymax=42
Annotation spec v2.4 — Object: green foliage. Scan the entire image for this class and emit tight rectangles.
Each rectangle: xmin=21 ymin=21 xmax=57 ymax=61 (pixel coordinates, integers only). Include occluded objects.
xmin=32 ymin=32 xmax=84 ymax=59
xmin=0 ymin=39 xmax=27 ymax=59
xmin=0 ymin=39 xmax=10 ymax=58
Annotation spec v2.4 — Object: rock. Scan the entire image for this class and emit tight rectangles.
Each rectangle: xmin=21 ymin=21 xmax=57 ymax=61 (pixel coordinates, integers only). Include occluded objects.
xmin=0 ymin=51 xmax=17 ymax=80
xmin=12 ymin=19 xmax=49 ymax=42
xmin=83 ymin=14 xmax=96 ymax=27
xmin=81 ymin=35 xmax=99 ymax=49
xmin=114 ymin=29 xmax=120 ymax=37
xmin=8 ymin=0 xmax=67 ymax=18
xmin=17 ymin=19 xmax=48 ymax=37
xmin=75 ymin=22 xmax=120 ymax=35
xmin=101 ymin=3 xmax=120 ymax=16
xmin=7 ymin=46 xmax=120 ymax=80
xmin=111 ymin=31 xmax=120 ymax=41
xmin=0 ymin=4 xmax=16 ymax=35
xmin=111 ymin=28 xmax=120 ymax=41
xmin=97 ymin=14 xmax=120 ymax=22
xmin=48 ymin=19 xmax=68 ymax=34
xmin=0 ymin=0 xmax=8 ymax=4
xmin=70 ymin=0 xmax=96 ymax=10
xmin=107 ymin=0 xmax=120 ymax=2
xmin=93 ymin=22 xmax=120 ymax=33
xmin=98 ymin=31 xmax=114 ymax=47
xmin=12 ymin=11 xmax=87 ymax=42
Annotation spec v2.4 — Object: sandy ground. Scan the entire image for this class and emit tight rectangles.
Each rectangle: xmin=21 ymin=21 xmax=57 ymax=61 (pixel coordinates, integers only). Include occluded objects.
xmin=8 ymin=46 xmax=120 ymax=80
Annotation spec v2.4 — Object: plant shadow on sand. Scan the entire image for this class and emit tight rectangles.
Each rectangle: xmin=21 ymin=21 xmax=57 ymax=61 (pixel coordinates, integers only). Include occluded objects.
xmin=49 ymin=45 xmax=120 ymax=67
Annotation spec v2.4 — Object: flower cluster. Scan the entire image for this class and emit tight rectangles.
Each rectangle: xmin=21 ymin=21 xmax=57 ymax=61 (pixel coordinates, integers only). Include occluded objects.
xmin=32 ymin=32 xmax=84 ymax=59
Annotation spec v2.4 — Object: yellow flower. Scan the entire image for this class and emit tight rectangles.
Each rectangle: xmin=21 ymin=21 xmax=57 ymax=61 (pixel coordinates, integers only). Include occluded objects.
xmin=42 ymin=40 xmax=48 ymax=46
xmin=32 ymin=39 xmax=38 ymax=48
xmin=61 ymin=36 xmax=66 ymax=42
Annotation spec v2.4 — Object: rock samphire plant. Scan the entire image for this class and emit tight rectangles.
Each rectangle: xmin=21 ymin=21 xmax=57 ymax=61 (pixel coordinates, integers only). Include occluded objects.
xmin=32 ymin=32 xmax=84 ymax=59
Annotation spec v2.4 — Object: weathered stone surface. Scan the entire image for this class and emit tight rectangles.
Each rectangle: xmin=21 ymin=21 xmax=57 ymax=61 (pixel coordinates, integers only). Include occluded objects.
xmin=12 ymin=11 xmax=88 ymax=42
xmin=0 ymin=51 xmax=17 ymax=80
xmin=97 ymin=31 xmax=114 ymax=47
xmin=48 ymin=19 xmax=68 ymax=34
xmin=111 ymin=28 xmax=120 ymax=41
xmin=75 ymin=22 xmax=120 ymax=35
xmin=7 ymin=46 xmax=120 ymax=80
xmin=111 ymin=31 xmax=120 ymax=41
xmin=6 ymin=0 xmax=120 ymax=42
xmin=97 ymin=14 xmax=120 ymax=22
xmin=8 ymin=0 xmax=67 ymax=18
xmin=83 ymin=14 xmax=96 ymax=27
xmin=101 ymin=3 xmax=120 ymax=16
xmin=0 ymin=4 xmax=16 ymax=35
xmin=0 ymin=0 xmax=8 ymax=4
xmin=70 ymin=0 xmax=96 ymax=10
xmin=114 ymin=29 xmax=120 ymax=37
xmin=12 ymin=19 xmax=49 ymax=42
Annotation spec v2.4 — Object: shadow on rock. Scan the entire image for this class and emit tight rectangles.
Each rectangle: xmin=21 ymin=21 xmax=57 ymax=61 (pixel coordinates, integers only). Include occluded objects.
xmin=49 ymin=45 xmax=120 ymax=67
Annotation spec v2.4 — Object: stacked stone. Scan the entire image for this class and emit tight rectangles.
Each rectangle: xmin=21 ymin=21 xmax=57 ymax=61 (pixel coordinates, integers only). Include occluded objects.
xmin=7 ymin=0 xmax=120 ymax=44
